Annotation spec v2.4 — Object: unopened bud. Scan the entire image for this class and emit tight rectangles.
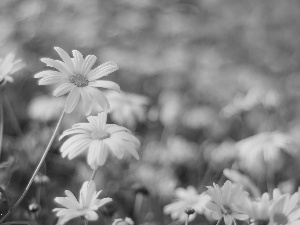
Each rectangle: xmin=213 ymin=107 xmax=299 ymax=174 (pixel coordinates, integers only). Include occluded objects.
xmin=34 ymin=173 xmax=50 ymax=185
xmin=112 ymin=218 xmax=134 ymax=225
xmin=131 ymin=183 xmax=149 ymax=196
xmin=29 ymin=203 xmax=40 ymax=213
xmin=185 ymin=207 xmax=195 ymax=215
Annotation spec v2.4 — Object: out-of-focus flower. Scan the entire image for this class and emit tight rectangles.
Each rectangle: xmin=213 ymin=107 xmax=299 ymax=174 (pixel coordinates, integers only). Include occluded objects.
xmin=112 ymin=217 xmax=134 ymax=225
xmin=236 ymin=132 xmax=297 ymax=180
xmin=204 ymin=140 xmax=237 ymax=169
xmin=164 ymin=186 xmax=210 ymax=222
xmin=269 ymin=192 xmax=300 ymax=225
xmin=239 ymin=193 xmax=271 ymax=224
xmin=28 ymin=95 xmax=65 ymax=122
xmin=59 ymin=112 xmax=140 ymax=169
xmin=105 ymin=91 xmax=150 ymax=129
xmin=0 ymin=53 xmax=24 ymax=86
xmin=159 ymin=91 xmax=182 ymax=127
xmin=220 ymin=88 xmax=281 ymax=118
xmin=53 ymin=180 xmax=112 ymax=224
xmin=223 ymin=169 xmax=261 ymax=198
xmin=34 ymin=47 xmax=119 ymax=115
xmin=205 ymin=180 xmax=249 ymax=225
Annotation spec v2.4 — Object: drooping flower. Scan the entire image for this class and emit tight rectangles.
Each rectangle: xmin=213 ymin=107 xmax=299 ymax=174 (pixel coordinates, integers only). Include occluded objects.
xmin=53 ymin=180 xmax=112 ymax=224
xmin=105 ymin=91 xmax=150 ymax=129
xmin=0 ymin=53 xmax=24 ymax=86
xmin=164 ymin=186 xmax=210 ymax=222
xmin=34 ymin=47 xmax=120 ymax=115
xmin=236 ymin=132 xmax=297 ymax=180
xmin=59 ymin=112 xmax=140 ymax=169
xmin=269 ymin=193 xmax=300 ymax=225
xmin=205 ymin=180 xmax=249 ymax=225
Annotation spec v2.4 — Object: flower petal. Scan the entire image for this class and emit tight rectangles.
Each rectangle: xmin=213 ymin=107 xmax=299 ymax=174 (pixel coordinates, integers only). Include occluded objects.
xmin=64 ymin=88 xmax=81 ymax=113
xmin=89 ymin=80 xmax=120 ymax=92
xmin=87 ymin=61 xmax=118 ymax=81
xmin=53 ymin=83 xmax=75 ymax=97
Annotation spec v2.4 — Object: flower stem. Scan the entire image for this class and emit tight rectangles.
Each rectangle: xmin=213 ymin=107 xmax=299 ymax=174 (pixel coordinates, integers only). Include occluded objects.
xmin=90 ymin=167 xmax=98 ymax=181
xmin=83 ymin=218 xmax=88 ymax=225
xmin=0 ymin=110 xmax=65 ymax=223
xmin=216 ymin=218 xmax=223 ymax=225
xmin=185 ymin=215 xmax=189 ymax=225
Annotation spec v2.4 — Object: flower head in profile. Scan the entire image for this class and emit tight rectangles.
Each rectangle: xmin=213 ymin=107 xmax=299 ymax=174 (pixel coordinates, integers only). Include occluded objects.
xmin=205 ymin=180 xmax=249 ymax=225
xmin=53 ymin=180 xmax=112 ymax=224
xmin=236 ymin=132 xmax=296 ymax=180
xmin=34 ymin=47 xmax=120 ymax=115
xmin=269 ymin=192 xmax=300 ymax=225
xmin=106 ymin=91 xmax=150 ymax=129
xmin=0 ymin=53 xmax=24 ymax=86
xmin=59 ymin=112 xmax=140 ymax=169
xmin=164 ymin=186 xmax=210 ymax=222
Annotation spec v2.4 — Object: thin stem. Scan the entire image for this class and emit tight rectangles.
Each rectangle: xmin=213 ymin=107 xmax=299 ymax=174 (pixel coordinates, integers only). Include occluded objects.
xmin=185 ymin=215 xmax=189 ymax=225
xmin=216 ymin=218 xmax=222 ymax=225
xmin=90 ymin=167 xmax=98 ymax=181
xmin=83 ymin=218 xmax=88 ymax=225
xmin=0 ymin=110 xmax=66 ymax=223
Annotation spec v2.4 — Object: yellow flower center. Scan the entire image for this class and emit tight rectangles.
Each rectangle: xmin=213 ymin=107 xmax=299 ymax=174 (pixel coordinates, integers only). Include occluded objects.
xmin=273 ymin=213 xmax=288 ymax=225
xmin=91 ymin=130 xmax=110 ymax=140
xmin=70 ymin=74 xmax=88 ymax=87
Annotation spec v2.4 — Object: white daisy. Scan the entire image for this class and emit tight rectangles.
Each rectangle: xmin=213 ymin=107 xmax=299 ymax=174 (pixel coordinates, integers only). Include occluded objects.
xmin=236 ymin=132 xmax=297 ymax=180
xmin=53 ymin=180 xmax=112 ymax=224
xmin=205 ymin=180 xmax=249 ymax=225
xmin=0 ymin=53 xmax=24 ymax=86
xmin=59 ymin=112 xmax=140 ymax=169
xmin=164 ymin=186 xmax=210 ymax=222
xmin=34 ymin=47 xmax=120 ymax=115
xmin=106 ymin=91 xmax=150 ymax=129
xmin=269 ymin=193 xmax=300 ymax=225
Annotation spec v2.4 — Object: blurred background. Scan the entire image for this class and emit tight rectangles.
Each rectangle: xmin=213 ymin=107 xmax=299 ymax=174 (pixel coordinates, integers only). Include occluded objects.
xmin=1 ymin=0 xmax=300 ymax=224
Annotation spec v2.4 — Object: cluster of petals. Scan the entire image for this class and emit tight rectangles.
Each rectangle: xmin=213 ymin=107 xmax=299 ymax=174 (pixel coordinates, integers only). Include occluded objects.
xmin=205 ymin=180 xmax=249 ymax=225
xmin=53 ymin=180 xmax=112 ymax=224
xmin=0 ymin=53 xmax=24 ymax=86
xmin=163 ymin=186 xmax=210 ymax=222
xmin=34 ymin=47 xmax=120 ymax=115
xmin=59 ymin=112 xmax=140 ymax=169
xmin=268 ymin=192 xmax=300 ymax=225
xmin=106 ymin=91 xmax=150 ymax=128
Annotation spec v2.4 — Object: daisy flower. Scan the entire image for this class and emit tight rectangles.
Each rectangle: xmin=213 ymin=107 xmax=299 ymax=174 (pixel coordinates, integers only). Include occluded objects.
xmin=269 ymin=192 xmax=300 ymax=225
xmin=164 ymin=186 xmax=210 ymax=222
xmin=53 ymin=180 xmax=112 ymax=224
xmin=236 ymin=132 xmax=297 ymax=180
xmin=0 ymin=53 xmax=24 ymax=86
xmin=205 ymin=180 xmax=249 ymax=225
xmin=34 ymin=47 xmax=120 ymax=115
xmin=59 ymin=112 xmax=140 ymax=169
xmin=105 ymin=91 xmax=150 ymax=129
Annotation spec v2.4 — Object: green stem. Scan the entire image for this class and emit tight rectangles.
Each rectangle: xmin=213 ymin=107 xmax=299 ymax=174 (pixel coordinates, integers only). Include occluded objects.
xmin=0 ymin=110 xmax=65 ymax=223
xmin=216 ymin=218 xmax=223 ymax=225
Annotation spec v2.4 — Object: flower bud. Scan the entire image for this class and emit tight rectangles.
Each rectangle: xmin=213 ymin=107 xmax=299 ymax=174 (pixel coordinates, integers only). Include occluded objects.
xmin=185 ymin=207 xmax=195 ymax=215
xmin=131 ymin=183 xmax=149 ymax=196
xmin=29 ymin=203 xmax=40 ymax=213
xmin=34 ymin=173 xmax=50 ymax=185
xmin=112 ymin=218 xmax=134 ymax=225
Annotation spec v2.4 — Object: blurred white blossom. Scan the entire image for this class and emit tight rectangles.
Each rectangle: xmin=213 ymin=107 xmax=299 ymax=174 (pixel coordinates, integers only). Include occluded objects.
xmin=105 ymin=91 xmax=150 ymax=129
xmin=0 ymin=53 xmax=24 ymax=86
xmin=236 ymin=131 xmax=297 ymax=180
xmin=164 ymin=186 xmax=210 ymax=222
